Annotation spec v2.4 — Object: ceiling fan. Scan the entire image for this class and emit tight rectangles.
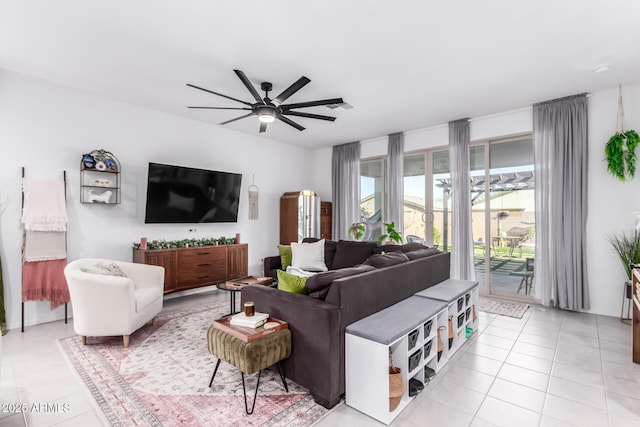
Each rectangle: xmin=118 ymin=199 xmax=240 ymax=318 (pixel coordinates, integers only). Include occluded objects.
xmin=187 ymin=69 xmax=344 ymax=133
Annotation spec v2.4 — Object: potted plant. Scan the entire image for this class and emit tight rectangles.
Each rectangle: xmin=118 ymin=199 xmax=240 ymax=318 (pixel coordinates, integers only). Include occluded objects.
xmin=348 ymin=222 xmax=367 ymax=241
xmin=378 ymin=222 xmax=403 ymax=245
xmin=608 ymin=230 xmax=640 ymax=280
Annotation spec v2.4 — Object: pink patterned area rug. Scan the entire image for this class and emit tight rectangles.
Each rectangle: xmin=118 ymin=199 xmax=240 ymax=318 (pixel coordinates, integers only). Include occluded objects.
xmin=57 ymin=302 xmax=330 ymax=426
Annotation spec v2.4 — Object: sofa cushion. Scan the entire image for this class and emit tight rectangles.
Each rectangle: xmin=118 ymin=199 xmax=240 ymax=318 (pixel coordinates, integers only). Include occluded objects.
xmin=376 ymin=242 xmax=429 ymax=254
xmin=306 ymin=264 xmax=376 ymax=300
xmin=278 ymin=245 xmax=293 ymax=269
xmin=303 ymin=238 xmax=337 ymax=270
xmin=405 ymin=247 xmax=442 ymax=260
xmin=331 ymin=240 xmax=377 ymax=270
xmin=291 ymin=239 xmax=328 ymax=272
xmin=277 ymin=270 xmax=309 ymax=294
xmin=134 ymin=287 xmax=162 ymax=312
xmin=364 ymin=251 xmax=410 ymax=268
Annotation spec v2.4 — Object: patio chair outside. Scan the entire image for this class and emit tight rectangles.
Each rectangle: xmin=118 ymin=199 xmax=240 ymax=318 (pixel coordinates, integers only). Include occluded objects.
xmin=504 ymin=226 xmax=531 ymax=257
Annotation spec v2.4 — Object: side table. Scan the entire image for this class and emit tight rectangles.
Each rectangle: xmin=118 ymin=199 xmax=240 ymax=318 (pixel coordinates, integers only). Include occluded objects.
xmin=207 ymin=321 xmax=291 ymax=414
xmin=216 ymin=276 xmax=274 ymax=315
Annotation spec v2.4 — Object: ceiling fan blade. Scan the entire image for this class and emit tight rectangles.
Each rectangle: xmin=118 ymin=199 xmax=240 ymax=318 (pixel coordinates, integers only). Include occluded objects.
xmin=219 ymin=113 xmax=254 ymax=125
xmin=259 ymin=122 xmax=268 ymax=133
xmin=188 ymin=106 xmax=252 ymax=110
xmin=273 ymin=76 xmax=311 ymax=106
xmin=186 ymin=83 xmax=253 ymax=106
xmin=277 ymin=115 xmax=305 ymax=131
xmin=281 ymin=110 xmax=336 ymax=121
xmin=233 ymin=69 xmax=264 ymax=104
xmin=281 ymin=98 xmax=344 ymax=109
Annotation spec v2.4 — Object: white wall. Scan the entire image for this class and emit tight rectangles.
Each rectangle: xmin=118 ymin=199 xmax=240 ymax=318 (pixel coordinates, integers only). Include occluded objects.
xmin=313 ymin=85 xmax=640 ymax=317
xmin=587 ymin=84 xmax=640 ymax=316
xmin=0 ymin=69 xmax=316 ymax=330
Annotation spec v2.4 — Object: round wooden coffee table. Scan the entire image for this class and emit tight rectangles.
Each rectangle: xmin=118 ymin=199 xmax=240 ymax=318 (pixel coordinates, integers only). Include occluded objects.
xmin=216 ymin=281 xmax=245 ymax=315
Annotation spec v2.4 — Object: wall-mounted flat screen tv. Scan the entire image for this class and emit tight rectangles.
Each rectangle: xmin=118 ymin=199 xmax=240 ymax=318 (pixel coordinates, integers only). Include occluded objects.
xmin=144 ymin=162 xmax=242 ymax=223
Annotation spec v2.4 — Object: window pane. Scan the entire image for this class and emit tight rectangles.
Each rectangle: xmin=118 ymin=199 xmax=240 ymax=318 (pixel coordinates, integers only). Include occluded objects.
xmin=432 ymin=150 xmax=451 ymax=251
xmin=486 ymin=137 xmax=535 ymax=300
xmin=360 ymin=159 xmax=385 ymax=240
xmin=470 ymin=145 xmax=487 ymax=289
xmin=404 ymin=154 xmax=425 ymax=244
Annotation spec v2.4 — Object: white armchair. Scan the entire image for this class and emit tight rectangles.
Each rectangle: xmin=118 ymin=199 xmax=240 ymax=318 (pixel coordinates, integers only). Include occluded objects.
xmin=64 ymin=258 xmax=164 ymax=347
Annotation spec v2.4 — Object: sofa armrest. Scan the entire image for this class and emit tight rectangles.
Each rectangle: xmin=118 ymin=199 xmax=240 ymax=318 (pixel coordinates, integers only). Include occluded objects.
xmin=263 ymin=255 xmax=282 ymax=279
xmin=117 ymin=261 xmax=165 ymax=291
xmin=241 ymin=285 xmax=341 ymax=408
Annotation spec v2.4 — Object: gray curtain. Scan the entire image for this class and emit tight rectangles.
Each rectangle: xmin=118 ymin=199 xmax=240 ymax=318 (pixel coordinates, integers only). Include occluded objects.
xmin=386 ymin=132 xmax=404 ymax=235
xmin=533 ymin=94 xmax=589 ymax=310
xmin=449 ymin=119 xmax=475 ymax=281
xmin=332 ymin=141 xmax=361 ymax=240
xmin=0 ymin=257 xmax=5 ymax=335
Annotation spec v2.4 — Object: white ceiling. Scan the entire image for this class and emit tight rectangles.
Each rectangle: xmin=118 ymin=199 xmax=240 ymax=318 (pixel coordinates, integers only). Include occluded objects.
xmin=2 ymin=0 xmax=640 ymax=149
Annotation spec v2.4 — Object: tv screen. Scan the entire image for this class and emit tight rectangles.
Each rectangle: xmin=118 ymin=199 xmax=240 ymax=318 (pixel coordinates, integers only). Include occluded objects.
xmin=144 ymin=162 xmax=242 ymax=223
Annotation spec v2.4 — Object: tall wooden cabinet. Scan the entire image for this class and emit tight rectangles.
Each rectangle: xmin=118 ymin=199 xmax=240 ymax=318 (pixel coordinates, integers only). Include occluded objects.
xmin=133 ymin=244 xmax=248 ymax=294
xmin=279 ymin=190 xmax=320 ymax=244
xmin=320 ymin=201 xmax=332 ymax=240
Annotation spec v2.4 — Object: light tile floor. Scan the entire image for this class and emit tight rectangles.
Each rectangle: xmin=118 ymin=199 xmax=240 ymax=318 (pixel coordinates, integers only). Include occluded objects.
xmin=1 ymin=291 xmax=639 ymax=427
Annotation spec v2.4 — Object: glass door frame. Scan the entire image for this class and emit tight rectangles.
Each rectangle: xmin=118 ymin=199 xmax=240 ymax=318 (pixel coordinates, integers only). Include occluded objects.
xmin=473 ymin=133 xmax=534 ymax=301
xmin=402 ymin=149 xmax=439 ymax=248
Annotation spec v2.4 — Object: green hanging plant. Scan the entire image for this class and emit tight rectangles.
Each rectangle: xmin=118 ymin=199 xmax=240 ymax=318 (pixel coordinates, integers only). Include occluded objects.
xmin=605 ymin=130 xmax=639 ymax=181
xmin=605 ymin=84 xmax=639 ymax=182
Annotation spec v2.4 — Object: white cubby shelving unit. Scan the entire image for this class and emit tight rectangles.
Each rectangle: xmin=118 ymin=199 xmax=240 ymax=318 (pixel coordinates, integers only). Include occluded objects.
xmin=345 ymin=296 xmax=448 ymax=425
xmin=414 ymin=279 xmax=480 ymax=357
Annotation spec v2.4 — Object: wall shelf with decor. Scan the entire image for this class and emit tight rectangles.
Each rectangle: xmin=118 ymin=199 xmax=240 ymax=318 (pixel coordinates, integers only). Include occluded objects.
xmin=80 ymin=149 xmax=121 ymax=204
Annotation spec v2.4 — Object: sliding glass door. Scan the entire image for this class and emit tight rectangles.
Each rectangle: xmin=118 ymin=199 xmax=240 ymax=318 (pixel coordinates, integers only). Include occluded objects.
xmin=398 ymin=137 xmax=535 ymax=299
xmin=402 ymin=150 xmax=451 ymax=250
xmin=482 ymin=137 xmax=535 ymax=300
xmin=364 ymin=136 xmax=535 ymax=300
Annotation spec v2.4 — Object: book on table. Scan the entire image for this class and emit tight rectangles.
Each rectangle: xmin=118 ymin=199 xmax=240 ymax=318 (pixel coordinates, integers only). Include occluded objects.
xmin=230 ymin=312 xmax=269 ymax=328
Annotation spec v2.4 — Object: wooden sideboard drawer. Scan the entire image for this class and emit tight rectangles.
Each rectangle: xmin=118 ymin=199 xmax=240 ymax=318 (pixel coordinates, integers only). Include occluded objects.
xmin=133 ymin=244 xmax=248 ymax=294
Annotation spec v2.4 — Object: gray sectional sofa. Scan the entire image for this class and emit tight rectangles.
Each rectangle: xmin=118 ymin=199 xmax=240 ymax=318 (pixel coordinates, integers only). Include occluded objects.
xmin=241 ymin=239 xmax=450 ymax=408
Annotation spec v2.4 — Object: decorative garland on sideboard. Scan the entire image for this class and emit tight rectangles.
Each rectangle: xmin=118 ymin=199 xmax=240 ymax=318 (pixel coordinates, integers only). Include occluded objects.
xmin=132 ymin=236 xmax=237 ymax=250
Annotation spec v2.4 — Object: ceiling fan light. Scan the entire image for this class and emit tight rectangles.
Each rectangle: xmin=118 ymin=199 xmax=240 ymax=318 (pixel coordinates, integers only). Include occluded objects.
xmin=258 ymin=112 xmax=275 ymax=123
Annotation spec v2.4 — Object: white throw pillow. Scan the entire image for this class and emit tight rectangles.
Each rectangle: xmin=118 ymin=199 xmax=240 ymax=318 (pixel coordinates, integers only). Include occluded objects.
xmin=291 ymin=239 xmax=327 ymax=272
xmin=286 ymin=265 xmax=319 ymax=278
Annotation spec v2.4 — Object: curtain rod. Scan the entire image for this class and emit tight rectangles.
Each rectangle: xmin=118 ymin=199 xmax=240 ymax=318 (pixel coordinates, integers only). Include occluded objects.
xmin=533 ymin=93 xmax=590 ymax=107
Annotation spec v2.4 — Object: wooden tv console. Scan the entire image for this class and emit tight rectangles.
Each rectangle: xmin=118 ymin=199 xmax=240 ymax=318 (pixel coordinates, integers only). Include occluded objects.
xmin=133 ymin=244 xmax=248 ymax=294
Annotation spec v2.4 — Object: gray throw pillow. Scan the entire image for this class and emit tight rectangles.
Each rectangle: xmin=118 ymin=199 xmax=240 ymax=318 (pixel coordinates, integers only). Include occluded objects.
xmin=306 ymin=264 xmax=375 ymax=299
xmin=405 ymin=248 xmax=441 ymax=260
xmin=364 ymin=252 xmax=410 ymax=268
xmin=81 ymin=262 xmax=127 ymax=277
xmin=376 ymin=242 xmax=428 ymax=254
xmin=332 ymin=240 xmax=377 ymax=270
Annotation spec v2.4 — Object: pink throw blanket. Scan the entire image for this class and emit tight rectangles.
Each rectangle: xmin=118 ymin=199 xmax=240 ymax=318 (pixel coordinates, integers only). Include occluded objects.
xmin=22 ymin=259 xmax=69 ymax=309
